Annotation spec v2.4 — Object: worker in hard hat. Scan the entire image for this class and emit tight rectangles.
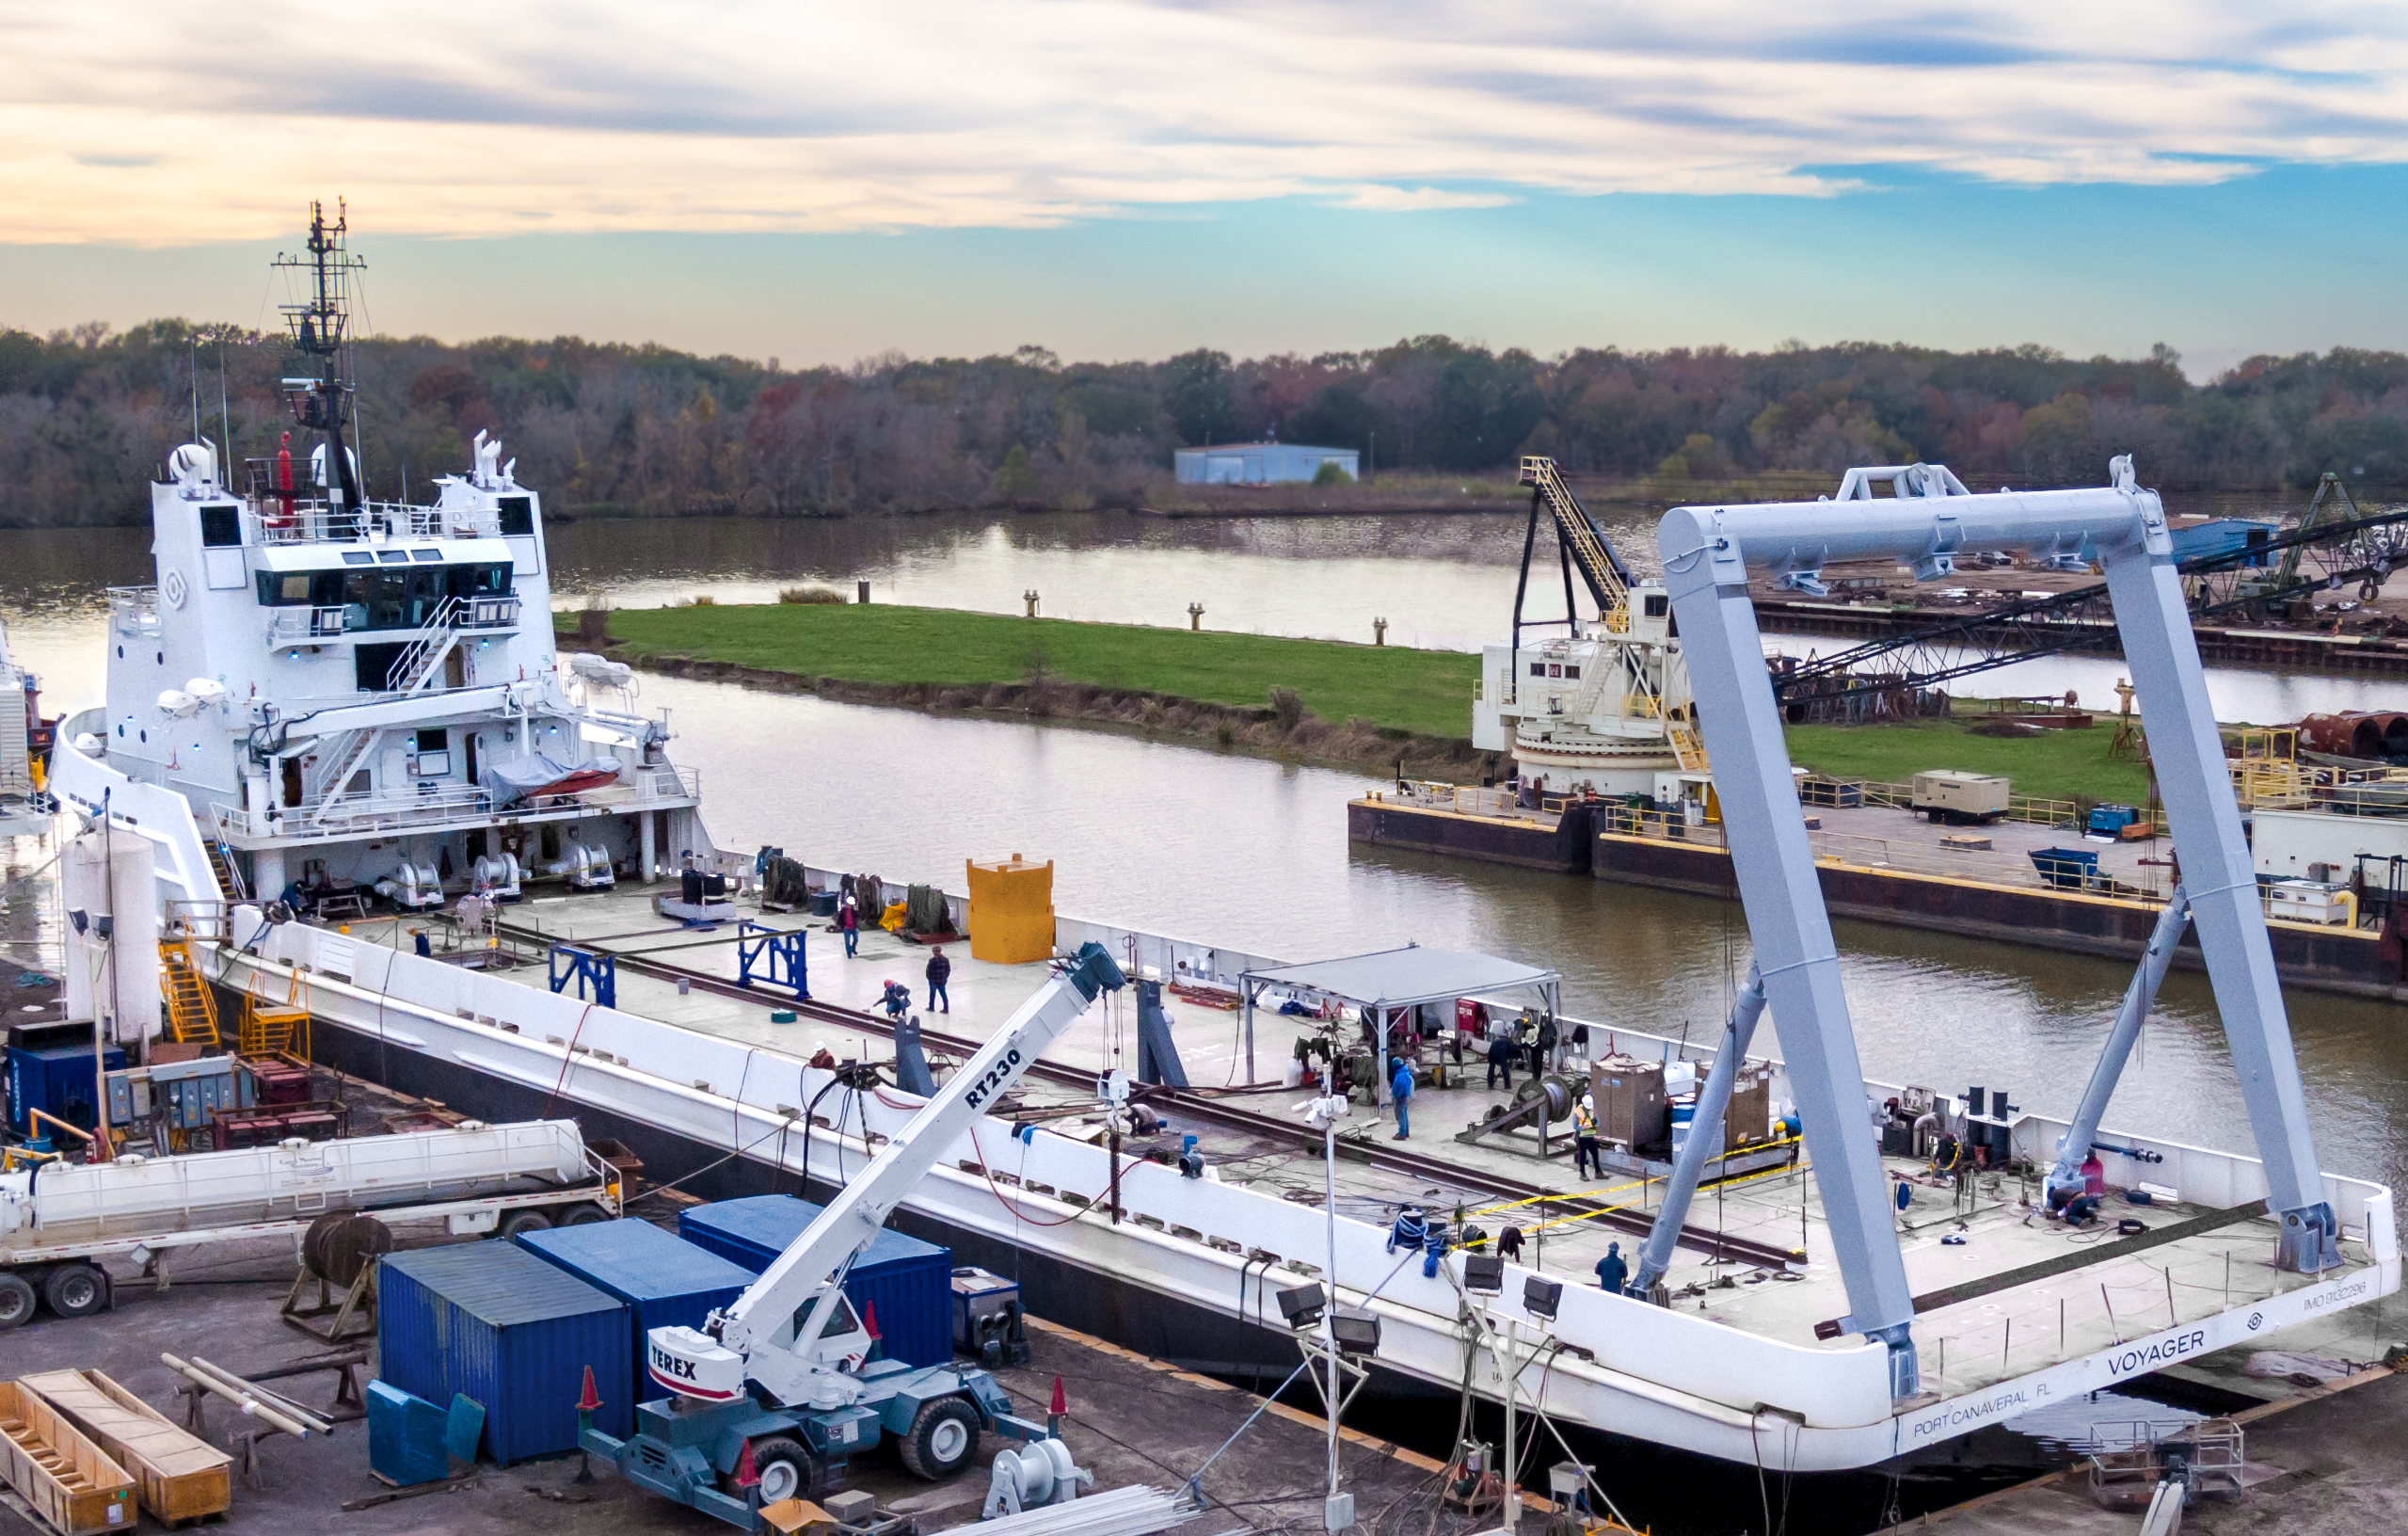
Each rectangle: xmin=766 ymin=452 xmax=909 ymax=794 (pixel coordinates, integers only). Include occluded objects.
xmin=808 ymin=1041 xmax=837 ymax=1069
xmin=1573 ymin=1094 xmax=1600 ymax=1180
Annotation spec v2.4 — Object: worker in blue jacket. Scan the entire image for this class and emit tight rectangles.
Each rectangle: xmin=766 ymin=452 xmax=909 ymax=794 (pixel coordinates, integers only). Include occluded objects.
xmin=1391 ymin=1058 xmax=1415 ymax=1141
xmin=1595 ymin=1241 xmax=1628 ymax=1294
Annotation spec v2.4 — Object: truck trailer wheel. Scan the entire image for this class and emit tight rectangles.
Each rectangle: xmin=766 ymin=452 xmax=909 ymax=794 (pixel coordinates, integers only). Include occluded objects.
xmin=739 ymin=1436 xmax=827 ymax=1503
xmin=0 ymin=1272 xmax=36 ymax=1329
xmin=553 ymin=1203 xmax=610 ymax=1226
xmin=43 ymin=1262 xmax=106 ymax=1320
xmin=498 ymin=1209 xmax=552 ymax=1240
xmin=899 ymin=1398 xmax=981 ymax=1480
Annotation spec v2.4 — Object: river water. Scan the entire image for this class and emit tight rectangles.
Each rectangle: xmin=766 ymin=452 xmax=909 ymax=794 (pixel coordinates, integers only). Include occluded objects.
xmin=6 ymin=509 xmax=2408 ymax=1197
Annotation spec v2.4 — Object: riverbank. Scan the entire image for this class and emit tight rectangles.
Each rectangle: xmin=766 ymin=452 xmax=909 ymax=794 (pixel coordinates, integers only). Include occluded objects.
xmin=570 ymin=602 xmax=1504 ymax=780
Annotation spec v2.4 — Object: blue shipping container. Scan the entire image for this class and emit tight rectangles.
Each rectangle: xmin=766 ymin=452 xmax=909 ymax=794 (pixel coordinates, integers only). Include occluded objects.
xmin=515 ymin=1219 xmax=754 ymax=1403
xmin=680 ymin=1195 xmax=952 ymax=1368
xmin=377 ymin=1240 xmax=632 ymax=1465
xmin=6 ymin=1044 xmax=125 ymax=1134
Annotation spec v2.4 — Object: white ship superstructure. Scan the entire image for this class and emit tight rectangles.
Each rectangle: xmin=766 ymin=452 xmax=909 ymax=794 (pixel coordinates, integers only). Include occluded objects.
xmin=59 ymin=204 xmax=707 ymax=912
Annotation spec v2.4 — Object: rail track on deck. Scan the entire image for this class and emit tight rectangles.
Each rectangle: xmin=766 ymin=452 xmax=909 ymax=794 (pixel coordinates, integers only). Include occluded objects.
xmin=501 ymin=919 xmax=1803 ymax=1270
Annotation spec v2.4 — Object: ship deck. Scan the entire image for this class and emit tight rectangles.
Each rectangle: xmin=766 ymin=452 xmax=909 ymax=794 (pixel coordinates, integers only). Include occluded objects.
xmin=324 ymin=878 xmax=2396 ymax=1416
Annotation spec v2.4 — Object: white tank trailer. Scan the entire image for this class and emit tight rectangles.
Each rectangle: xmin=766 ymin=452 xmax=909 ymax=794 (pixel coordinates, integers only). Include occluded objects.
xmin=0 ymin=1118 xmax=620 ymax=1327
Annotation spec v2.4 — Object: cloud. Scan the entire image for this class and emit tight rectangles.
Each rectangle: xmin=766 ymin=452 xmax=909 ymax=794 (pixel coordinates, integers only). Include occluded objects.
xmin=3 ymin=1 xmax=2406 ymax=242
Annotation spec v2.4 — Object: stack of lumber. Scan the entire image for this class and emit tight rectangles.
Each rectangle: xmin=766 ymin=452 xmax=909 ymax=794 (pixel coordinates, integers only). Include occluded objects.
xmin=18 ymin=1371 xmax=231 ymax=1526
xmin=0 ymin=1381 xmax=136 ymax=1535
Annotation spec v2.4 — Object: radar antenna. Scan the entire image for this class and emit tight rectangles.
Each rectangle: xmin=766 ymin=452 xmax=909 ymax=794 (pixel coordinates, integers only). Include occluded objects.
xmin=272 ymin=200 xmax=368 ymax=523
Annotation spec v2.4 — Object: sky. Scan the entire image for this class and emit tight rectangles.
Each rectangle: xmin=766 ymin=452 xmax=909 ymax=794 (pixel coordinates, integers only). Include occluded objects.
xmin=3 ymin=1 xmax=2406 ymax=377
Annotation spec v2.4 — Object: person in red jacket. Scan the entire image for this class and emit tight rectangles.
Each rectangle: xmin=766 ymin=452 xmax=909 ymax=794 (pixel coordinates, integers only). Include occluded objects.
xmin=838 ymin=897 xmax=859 ymax=957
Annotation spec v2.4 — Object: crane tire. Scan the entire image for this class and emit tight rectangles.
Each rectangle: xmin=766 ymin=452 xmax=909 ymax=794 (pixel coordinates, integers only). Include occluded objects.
xmin=737 ymin=1436 xmax=827 ymax=1504
xmin=899 ymin=1397 xmax=981 ymax=1480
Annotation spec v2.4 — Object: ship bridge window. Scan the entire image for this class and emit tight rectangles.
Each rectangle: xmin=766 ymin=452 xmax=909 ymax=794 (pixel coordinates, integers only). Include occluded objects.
xmin=1528 ymin=663 xmax=1545 ymax=678
xmin=375 ymin=550 xmax=411 ymax=565
xmin=1644 ymin=593 xmax=1669 ymax=618
xmin=1563 ymin=664 xmax=1581 ymax=680
xmin=199 ymin=504 xmax=242 ymax=548
xmin=409 ymin=548 xmax=442 ymax=562
xmin=444 ymin=562 xmax=512 ymax=599
xmin=497 ymin=496 xmax=534 ymax=536
xmin=341 ymin=551 xmax=375 ymax=566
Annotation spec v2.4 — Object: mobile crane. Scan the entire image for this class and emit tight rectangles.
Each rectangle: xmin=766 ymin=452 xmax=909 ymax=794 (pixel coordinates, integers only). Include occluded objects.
xmin=580 ymin=943 xmax=1127 ymax=1526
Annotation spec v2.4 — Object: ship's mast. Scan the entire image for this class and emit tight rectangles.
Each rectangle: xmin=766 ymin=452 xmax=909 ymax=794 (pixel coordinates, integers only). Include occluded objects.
xmin=274 ymin=200 xmax=367 ymax=523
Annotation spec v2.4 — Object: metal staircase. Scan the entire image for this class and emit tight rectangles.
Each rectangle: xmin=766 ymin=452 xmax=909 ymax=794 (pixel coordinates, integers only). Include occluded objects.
xmin=386 ymin=598 xmax=464 ymax=696
xmin=305 ymin=728 xmax=376 ymax=824
xmin=200 ymin=828 xmax=247 ymax=904
xmin=240 ymin=965 xmax=311 ymax=1059
xmin=159 ymin=937 xmax=221 ymax=1047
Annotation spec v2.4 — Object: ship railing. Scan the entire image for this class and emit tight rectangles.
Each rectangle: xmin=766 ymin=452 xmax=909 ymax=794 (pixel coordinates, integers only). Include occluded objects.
xmin=1596 ymin=804 xmax=1727 ymax=845
xmin=107 ymin=586 xmax=162 ymax=633
xmin=212 ymin=781 xmax=500 ymax=840
xmin=460 ymin=595 xmax=521 ymax=630
xmin=245 ymin=498 xmax=502 ymax=545
xmin=266 ymin=605 xmax=353 ymax=643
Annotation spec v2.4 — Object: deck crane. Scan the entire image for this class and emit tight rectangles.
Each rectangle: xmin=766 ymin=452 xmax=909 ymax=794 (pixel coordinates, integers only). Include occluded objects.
xmin=581 ymin=942 xmax=1128 ymax=1527
xmin=1475 ymin=459 xmax=1707 ymax=791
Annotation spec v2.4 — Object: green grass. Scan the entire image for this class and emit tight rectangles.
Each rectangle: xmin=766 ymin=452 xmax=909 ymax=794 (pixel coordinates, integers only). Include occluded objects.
xmin=598 ymin=603 xmax=1480 ymax=739
xmin=1782 ymin=718 xmax=2152 ymax=807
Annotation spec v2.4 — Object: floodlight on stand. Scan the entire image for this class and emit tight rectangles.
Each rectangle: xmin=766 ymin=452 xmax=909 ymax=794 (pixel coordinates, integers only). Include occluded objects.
xmin=1276 ymin=1282 xmax=1327 ymax=1330
xmin=1523 ymin=1275 xmax=1563 ymax=1321
xmin=1330 ymin=1306 xmax=1381 ymax=1356
xmin=68 ymin=909 xmax=88 ymax=936
xmin=1461 ymin=1253 xmax=1505 ymax=1294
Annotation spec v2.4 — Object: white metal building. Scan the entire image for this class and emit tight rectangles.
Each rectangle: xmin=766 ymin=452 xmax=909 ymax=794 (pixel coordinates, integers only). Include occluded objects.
xmin=1173 ymin=443 xmax=1359 ymax=485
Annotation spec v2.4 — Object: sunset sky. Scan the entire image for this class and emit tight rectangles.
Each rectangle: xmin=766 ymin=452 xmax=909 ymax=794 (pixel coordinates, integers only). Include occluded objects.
xmin=4 ymin=1 xmax=2404 ymax=375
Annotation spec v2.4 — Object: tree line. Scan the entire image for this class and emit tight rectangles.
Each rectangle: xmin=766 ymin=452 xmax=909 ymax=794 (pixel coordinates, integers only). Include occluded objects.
xmin=0 ymin=322 xmax=2401 ymax=528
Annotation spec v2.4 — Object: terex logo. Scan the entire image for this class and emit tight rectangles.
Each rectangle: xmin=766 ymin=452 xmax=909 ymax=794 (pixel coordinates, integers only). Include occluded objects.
xmin=650 ymin=1344 xmax=698 ymax=1380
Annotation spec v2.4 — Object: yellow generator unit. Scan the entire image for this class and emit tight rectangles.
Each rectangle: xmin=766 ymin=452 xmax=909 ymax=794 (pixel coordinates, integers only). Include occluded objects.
xmin=966 ymin=854 xmax=1055 ymax=965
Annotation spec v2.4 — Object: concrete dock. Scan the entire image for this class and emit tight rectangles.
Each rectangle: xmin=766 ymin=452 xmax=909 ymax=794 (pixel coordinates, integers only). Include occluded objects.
xmin=0 ymin=1219 xmax=1454 ymax=1536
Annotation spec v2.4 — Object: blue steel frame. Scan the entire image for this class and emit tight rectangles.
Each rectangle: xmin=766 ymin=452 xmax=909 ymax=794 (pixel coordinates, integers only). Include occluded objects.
xmin=549 ymin=943 xmax=617 ymax=1010
xmin=736 ymin=921 xmax=809 ymax=1000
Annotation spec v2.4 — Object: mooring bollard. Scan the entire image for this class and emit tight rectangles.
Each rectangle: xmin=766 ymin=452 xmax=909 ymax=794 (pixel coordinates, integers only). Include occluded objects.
xmin=856 ymin=579 xmax=870 ymax=604
xmin=1188 ymin=602 xmax=1204 ymax=631
xmin=1374 ymin=616 xmax=1388 ymax=646
xmin=1025 ymin=589 xmax=1040 ymax=617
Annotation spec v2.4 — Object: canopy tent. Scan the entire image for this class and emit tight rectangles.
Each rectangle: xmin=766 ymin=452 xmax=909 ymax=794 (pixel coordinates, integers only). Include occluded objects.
xmin=1239 ymin=944 xmax=1560 ymax=1102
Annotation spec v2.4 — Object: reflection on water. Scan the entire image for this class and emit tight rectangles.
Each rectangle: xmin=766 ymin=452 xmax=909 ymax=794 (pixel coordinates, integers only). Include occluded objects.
xmin=5 ymin=510 xmax=2408 ymax=1198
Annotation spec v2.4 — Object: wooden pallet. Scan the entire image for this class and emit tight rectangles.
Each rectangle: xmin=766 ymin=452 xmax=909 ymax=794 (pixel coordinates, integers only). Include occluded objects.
xmin=18 ymin=1372 xmax=231 ymax=1527
xmin=0 ymin=1382 xmax=136 ymax=1536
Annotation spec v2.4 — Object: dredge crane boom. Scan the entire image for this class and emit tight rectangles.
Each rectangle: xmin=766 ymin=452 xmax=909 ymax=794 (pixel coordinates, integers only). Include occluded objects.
xmin=1517 ymin=456 xmax=1633 ymax=622
xmin=664 ymin=943 xmax=1125 ymax=1409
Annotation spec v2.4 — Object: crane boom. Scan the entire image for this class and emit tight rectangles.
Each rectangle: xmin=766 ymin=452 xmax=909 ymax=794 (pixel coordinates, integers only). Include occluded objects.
xmin=663 ymin=943 xmax=1125 ymax=1406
